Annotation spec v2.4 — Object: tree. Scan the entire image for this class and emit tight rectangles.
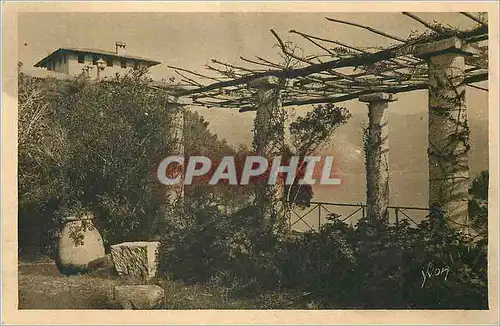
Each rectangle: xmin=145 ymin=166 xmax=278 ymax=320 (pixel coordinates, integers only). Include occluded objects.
xmin=18 ymin=73 xmax=71 ymax=255
xmin=286 ymin=103 xmax=351 ymax=208
xmin=18 ymin=72 xmax=181 ymax=253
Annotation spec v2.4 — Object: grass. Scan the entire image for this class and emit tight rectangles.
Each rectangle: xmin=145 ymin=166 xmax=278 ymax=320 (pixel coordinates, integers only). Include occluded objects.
xmin=18 ymin=258 xmax=301 ymax=310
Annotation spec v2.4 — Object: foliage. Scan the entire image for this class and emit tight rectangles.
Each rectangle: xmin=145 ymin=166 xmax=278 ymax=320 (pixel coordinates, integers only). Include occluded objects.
xmin=468 ymin=170 xmax=489 ymax=237
xmin=183 ymin=110 xmax=254 ymax=213
xmin=54 ymin=73 xmax=179 ymax=244
xmin=279 ymin=213 xmax=487 ymax=309
xmin=18 ymin=73 xmax=182 ymax=253
xmin=160 ymin=172 xmax=488 ymax=308
xmin=277 ymin=172 xmax=489 ymax=308
xmin=19 ymin=71 xmax=488 ymax=309
xmin=284 ymin=103 xmax=351 ymax=209
xmin=18 ymin=74 xmax=74 ymax=254
xmin=159 ymin=203 xmax=285 ymax=292
xmin=289 ymin=103 xmax=351 ymax=156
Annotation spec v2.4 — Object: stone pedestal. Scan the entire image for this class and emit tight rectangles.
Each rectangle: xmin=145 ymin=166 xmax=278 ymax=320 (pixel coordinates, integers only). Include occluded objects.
xmin=414 ymin=37 xmax=476 ymax=227
xmin=359 ymin=92 xmax=397 ymax=221
xmin=110 ymin=241 xmax=160 ymax=281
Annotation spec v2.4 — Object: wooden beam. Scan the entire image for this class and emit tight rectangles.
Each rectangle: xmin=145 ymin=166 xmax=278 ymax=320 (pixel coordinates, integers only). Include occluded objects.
xmin=281 ymin=72 xmax=487 ymax=107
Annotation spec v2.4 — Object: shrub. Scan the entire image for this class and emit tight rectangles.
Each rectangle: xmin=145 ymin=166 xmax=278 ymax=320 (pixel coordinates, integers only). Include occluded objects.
xmin=54 ymin=74 xmax=178 ymax=244
xmin=18 ymin=73 xmax=180 ymax=254
xmin=469 ymin=170 xmax=488 ymax=236
xmin=278 ymin=208 xmax=487 ymax=309
xmin=18 ymin=74 xmax=73 ymax=256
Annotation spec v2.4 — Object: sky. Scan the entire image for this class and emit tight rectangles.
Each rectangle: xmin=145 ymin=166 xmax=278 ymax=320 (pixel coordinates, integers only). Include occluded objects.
xmin=18 ymin=12 xmax=490 ymax=228
xmin=18 ymin=12 xmax=488 ymax=119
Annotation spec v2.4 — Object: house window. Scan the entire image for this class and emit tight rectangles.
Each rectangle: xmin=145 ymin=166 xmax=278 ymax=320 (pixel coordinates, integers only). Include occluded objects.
xmin=59 ymin=56 xmax=62 ymax=64
xmin=78 ymin=54 xmax=85 ymax=63
xmin=92 ymin=55 xmax=99 ymax=65
xmin=106 ymin=56 xmax=113 ymax=67
xmin=120 ymin=59 xmax=127 ymax=68
xmin=63 ymin=55 xmax=67 ymax=64
xmin=134 ymin=61 xmax=140 ymax=70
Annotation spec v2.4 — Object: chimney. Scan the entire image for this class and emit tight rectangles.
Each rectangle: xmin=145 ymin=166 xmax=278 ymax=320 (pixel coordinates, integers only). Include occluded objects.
xmin=115 ymin=41 xmax=126 ymax=56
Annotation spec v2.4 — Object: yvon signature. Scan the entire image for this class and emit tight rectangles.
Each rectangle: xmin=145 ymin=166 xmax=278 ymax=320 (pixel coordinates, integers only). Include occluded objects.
xmin=421 ymin=261 xmax=450 ymax=288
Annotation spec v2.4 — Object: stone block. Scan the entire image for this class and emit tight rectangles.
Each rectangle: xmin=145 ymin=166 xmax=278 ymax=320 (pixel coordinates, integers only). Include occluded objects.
xmin=248 ymin=76 xmax=281 ymax=89
xmin=413 ymin=36 xmax=478 ymax=58
xmin=166 ymin=95 xmax=193 ymax=106
xmin=359 ymin=92 xmax=397 ymax=103
xmin=114 ymin=285 xmax=165 ymax=309
xmin=110 ymin=241 xmax=160 ymax=281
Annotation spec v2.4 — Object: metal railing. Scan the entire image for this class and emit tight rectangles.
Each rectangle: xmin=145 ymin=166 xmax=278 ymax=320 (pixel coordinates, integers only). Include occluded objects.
xmin=290 ymin=201 xmax=431 ymax=232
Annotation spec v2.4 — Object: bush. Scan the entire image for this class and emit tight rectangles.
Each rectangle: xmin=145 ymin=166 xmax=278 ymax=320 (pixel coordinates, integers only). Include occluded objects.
xmin=54 ymin=74 xmax=178 ymax=244
xmin=18 ymin=74 xmax=73 ymax=256
xmin=160 ymin=203 xmax=286 ymax=288
xmin=277 ymin=208 xmax=487 ymax=309
xmin=18 ymin=73 xmax=180 ymax=254
xmin=469 ymin=170 xmax=488 ymax=236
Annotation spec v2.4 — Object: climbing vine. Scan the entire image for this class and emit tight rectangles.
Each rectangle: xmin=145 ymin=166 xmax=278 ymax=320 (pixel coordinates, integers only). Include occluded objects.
xmin=427 ymin=57 xmax=471 ymax=226
xmin=362 ymin=113 xmax=390 ymax=223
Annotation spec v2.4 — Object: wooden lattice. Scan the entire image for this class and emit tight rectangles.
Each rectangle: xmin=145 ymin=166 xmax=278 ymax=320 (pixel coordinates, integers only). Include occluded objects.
xmin=152 ymin=12 xmax=488 ymax=111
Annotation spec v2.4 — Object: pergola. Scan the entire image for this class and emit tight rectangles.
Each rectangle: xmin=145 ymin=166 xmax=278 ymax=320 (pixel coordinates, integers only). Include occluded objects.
xmin=159 ymin=12 xmax=489 ymax=229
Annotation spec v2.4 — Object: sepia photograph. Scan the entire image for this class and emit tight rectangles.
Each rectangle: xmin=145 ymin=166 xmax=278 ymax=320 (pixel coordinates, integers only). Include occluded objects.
xmin=2 ymin=1 xmax=499 ymax=324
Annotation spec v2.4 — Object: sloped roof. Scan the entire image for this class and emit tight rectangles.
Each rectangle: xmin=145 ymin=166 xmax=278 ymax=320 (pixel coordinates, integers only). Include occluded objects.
xmin=34 ymin=47 xmax=161 ymax=68
xmin=22 ymin=67 xmax=73 ymax=80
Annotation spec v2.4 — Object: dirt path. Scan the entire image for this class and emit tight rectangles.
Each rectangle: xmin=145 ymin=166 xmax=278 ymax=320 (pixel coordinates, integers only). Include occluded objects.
xmin=18 ymin=262 xmax=120 ymax=309
xmin=18 ymin=259 xmax=299 ymax=309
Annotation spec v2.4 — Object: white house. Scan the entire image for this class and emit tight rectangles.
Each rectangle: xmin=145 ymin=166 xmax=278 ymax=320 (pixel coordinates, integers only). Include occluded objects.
xmin=33 ymin=41 xmax=161 ymax=80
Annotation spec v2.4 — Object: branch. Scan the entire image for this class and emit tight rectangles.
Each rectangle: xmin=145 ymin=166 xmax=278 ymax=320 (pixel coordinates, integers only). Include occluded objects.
xmin=271 ymin=29 xmax=321 ymax=65
xmin=282 ymin=72 xmax=488 ymax=107
xmin=174 ymin=25 xmax=487 ymax=97
xmin=205 ymin=64 xmax=245 ymax=78
xmin=240 ymin=56 xmax=282 ymax=69
xmin=325 ymin=16 xmax=406 ymax=42
xmin=211 ymin=59 xmax=258 ymax=74
xmin=167 ymin=65 xmax=222 ymax=82
xmin=255 ymin=56 xmax=284 ymax=68
xmin=402 ymin=12 xmax=441 ymax=33
xmin=460 ymin=12 xmax=487 ymax=26
xmin=467 ymin=84 xmax=488 ymax=92
xmin=173 ymin=70 xmax=203 ymax=87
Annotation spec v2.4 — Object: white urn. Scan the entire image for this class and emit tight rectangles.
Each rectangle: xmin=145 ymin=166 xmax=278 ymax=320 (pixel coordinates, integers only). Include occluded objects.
xmin=56 ymin=214 xmax=105 ymax=275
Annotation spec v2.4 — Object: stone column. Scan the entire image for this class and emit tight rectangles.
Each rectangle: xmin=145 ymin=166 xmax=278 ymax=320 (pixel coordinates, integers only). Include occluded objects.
xmin=359 ymin=92 xmax=397 ymax=222
xmin=165 ymin=95 xmax=192 ymax=202
xmin=414 ymin=37 xmax=476 ymax=227
xmin=247 ymin=76 xmax=285 ymax=156
xmin=247 ymin=76 xmax=286 ymax=210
